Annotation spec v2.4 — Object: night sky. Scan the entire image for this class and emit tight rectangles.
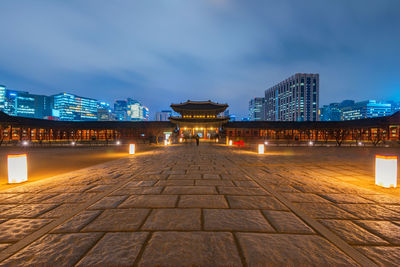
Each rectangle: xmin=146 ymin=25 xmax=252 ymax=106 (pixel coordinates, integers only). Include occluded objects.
xmin=1 ymin=0 xmax=399 ymax=118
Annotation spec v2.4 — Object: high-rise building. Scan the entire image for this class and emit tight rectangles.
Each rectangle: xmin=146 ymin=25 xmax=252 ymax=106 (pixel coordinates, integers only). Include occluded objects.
xmin=52 ymin=93 xmax=98 ymax=121
xmin=3 ymin=89 xmax=51 ymax=118
xmin=265 ymin=73 xmax=319 ymax=121
xmin=341 ymin=100 xmax=392 ymax=120
xmin=0 ymin=85 xmax=5 ymax=111
xmin=114 ymin=100 xmax=128 ymax=121
xmin=319 ymin=100 xmax=355 ymax=121
xmin=155 ymin=110 xmax=172 ymax=121
xmin=97 ymin=101 xmax=113 ymax=121
xmin=249 ymin=97 xmax=265 ymax=121
xmin=114 ymin=98 xmax=148 ymax=121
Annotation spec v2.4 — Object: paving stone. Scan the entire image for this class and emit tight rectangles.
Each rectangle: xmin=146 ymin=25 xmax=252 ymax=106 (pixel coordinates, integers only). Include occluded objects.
xmin=237 ymin=233 xmax=357 ymax=266
xmin=52 ymin=210 xmax=102 ymax=233
xmin=0 ymin=205 xmax=17 ymax=213
xmin=40 ymin=203 xmax=81 ymax=218
xmin=355 ymin=220 xmax=400 ymax=244
xmin=218 ymin=187 xmax=269 ymax=195
xmin=156 ymin=180 xmax=194 ymax=186
xmin=202 ymin=174 xmax=220 ymax=179
xmin=319 ymin=193 xmax=374 ymax=204
xmin=357 ymin=246 xmax=400 ymax=267
xmin=195 ymin=180 xmax=235 ymax=186
xmin=1 ymin=233 xmax=102 ymax=266
xmin=0 ymin=194 xmax=56 ymax=204
xmin=0 ymin=219 xmax=52 ymax=242
xmin=44 ymin=193 xmax=98 ymax=203
xmin=295 ymin=202 xmax=358 ymax=219
xmin=169 ymin=174 xmax=201 ymax=179
xmin=179 ymin=195 xmax=229 ymax=208
xmin=125 ymin=180 xmax=157 ymax=187
xmin=111 ymin=186 xmax=163 ymax=195
xmin=0 ymin=244 xmax=10 ymax=252
xmin=337 ymin=204 xmax=400 ymax=220
xmin=139 ymin=232 xmax=242 ymax=267
xmin=359 ymin=194 xmax=400 ymax=204
xmin=88 ymin=195 xmax=128 ymax=209
xmin=319 ymin=219 xmax=389 ymax=245
xmin=233 ymin=180 xmax=259 ymax=187
xmin=282 ymin=193 xmax=331 ymax=203
xmin=83 ymin=209 xmax=149 ymax=231
xmin=85 ymin=184 xmax=114 ymax=192
xmin=263 ymin=210 xmax=314 ymax=234
xmin=142 ymin=209 xmax=201 ymax=230
xmin=204 ymin=209 xmax=274 ymax=232
xmin=119 ymin=195 xmax=178 ymax=208
xmin=76 ymin=232 xmax=148 ymax=267
xmin=163 ymin=186 xmax=217 ymax=195
xmin=227 ymin=196 xmax=288 ymax=210
xmin=0 ymin=204 xmax=59 ymax=218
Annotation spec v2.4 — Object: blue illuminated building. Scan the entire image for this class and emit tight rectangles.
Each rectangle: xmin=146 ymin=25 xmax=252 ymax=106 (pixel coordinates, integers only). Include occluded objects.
xmin=52 ymin=93 xmax=98 ymax=121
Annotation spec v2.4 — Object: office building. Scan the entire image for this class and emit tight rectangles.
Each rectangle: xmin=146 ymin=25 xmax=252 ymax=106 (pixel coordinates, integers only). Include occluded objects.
xmin=265 ymin=73 xmax=319 ymax=121
xmin=114 ymin=98 xmax=148 ymax=121
xmin=342 ymin=100 xmax=392 ymax=120
xmin=155 ymin=110 xmax=172 ymax=121
xmin=3 ymin=89 xmax=51 ymax=119
xmin=0 ymin=85 xmax=5 ymax=111
xmin=52 ymin=93 xmax=97 ymax=121
xmin=97 ymin=101 xmax=113 ymax=121
xmin=249 ymin=97 xmax=265 ymax=121
xmin=319 ymin=100 xmax=355 ymax=121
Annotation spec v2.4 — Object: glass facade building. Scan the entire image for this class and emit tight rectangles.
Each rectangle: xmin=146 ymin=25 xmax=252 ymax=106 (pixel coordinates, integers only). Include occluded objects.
xmin=249 ymin=97 xmax=265 ymax=121
xmin=342 ymin=100 xmax=392 ymax=120
xmin=52 ymin=93 xmax=97 ymax=121
xmin=265 ymin=73 xmax=319 ymax=121
xmin=0 ymin=85 xmax=5 ymax=111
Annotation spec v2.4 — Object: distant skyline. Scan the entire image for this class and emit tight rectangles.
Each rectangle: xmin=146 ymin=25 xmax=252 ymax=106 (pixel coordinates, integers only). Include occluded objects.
xmin=1 ymin=0 xmax=399 ymax=118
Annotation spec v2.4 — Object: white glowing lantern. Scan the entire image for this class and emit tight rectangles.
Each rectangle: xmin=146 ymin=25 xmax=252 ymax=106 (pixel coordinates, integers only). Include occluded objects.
xmin=164 ymin=139 xmax=168 ymax=146
xmin=264 ymin=141 xmax=268 ymax=145
xmin=375 ymin=155 xmax=398 ymax=188
xmin=116 ymin=141 xmax=121 ymax=145
xmin=8 ymin=154 xmax=28 ymax=184
xmin=229 ymin=140 xmax=233 ymax=146
xmin=309 ymin=141 xmax=314 ymax=146
xmin=129 ymin=144 xmax=135 ymax=155
xmin=258 ymin=144 xmax=264 ymax=154
xmin=179 ymin=138 xmax=183 ymax=143
xmin=71 ymin=141 xmax=76 ymax=146
xmin=22 ymin=141 xmax=29 ymax=146
xmin=216 ymin=138 xmax=219 ymax=143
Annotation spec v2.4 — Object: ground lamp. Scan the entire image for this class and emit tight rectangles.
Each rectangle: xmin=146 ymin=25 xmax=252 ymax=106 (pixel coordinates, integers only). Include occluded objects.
xmin=228 ymin=140 xmax=233 ymax=146
xmin=164 ymin=139 xmax=168 ymax=146
xmin=129 ymin=144 xmax=135 ymax=155
xmin=216 ymin=138 xmax=219 ymax=143
xmin=7 ymin=154 xmax=28 ymax=184
xmin=179 ymin=138 xmax=183 ymax=143
xmin=258 ymin=144 xmax=265 ymax=154
xmin=375 ymin=155 xmax=398 ymax=188
xmin=116 ymin=141 xmax=121 ymax=145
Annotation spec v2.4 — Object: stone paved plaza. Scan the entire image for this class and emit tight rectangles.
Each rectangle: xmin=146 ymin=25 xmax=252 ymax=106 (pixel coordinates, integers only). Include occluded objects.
xmin=0 ymin=143 xmax=399 ymax=266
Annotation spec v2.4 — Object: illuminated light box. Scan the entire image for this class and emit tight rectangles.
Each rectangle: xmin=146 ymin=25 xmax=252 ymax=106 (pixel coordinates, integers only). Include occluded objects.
xmin=258 ymin=144 xmax=264 ymax=154
xmin=229 ymin=140 xmax=233 ymax=146
xmin=179 ymin=138 xmax=183 ymax=143
xmin=129 ymin=144 xmax=135 ymax=155
xmin=375 ymin=155 xmax=398 ymax=188
xmin=164 ymin=139 xmax=168 ymax=146
xmin=8 ymin=154 xmax=28 ymax=184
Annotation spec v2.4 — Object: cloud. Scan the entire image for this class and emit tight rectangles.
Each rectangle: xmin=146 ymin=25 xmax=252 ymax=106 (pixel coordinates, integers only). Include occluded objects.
xmin=0 ymin=0 xmax=399 ymax=118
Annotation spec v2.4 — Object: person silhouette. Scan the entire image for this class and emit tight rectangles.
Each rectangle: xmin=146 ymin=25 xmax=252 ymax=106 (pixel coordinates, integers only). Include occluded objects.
xmin=195 ymin=134 xmax=200 ymax=146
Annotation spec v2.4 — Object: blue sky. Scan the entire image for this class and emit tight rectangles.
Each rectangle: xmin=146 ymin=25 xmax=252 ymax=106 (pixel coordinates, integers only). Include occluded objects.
xmin=1 ymin=0 xmax=399 ymax=118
